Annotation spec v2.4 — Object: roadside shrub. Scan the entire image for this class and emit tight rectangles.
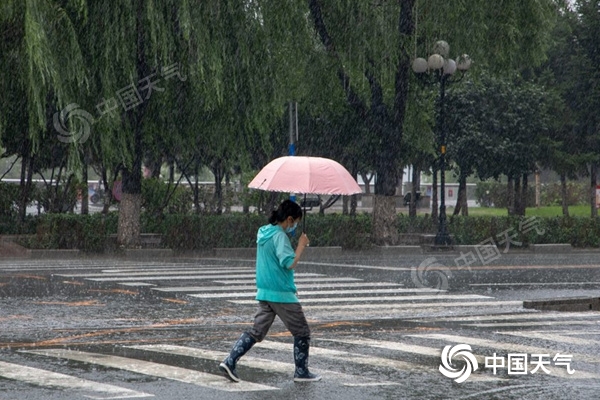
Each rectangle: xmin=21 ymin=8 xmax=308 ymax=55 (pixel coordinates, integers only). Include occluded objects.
xmin=540 ymin=182 xmax=588 ymax=206
xmin=0 ymin=182 xmax=19 ymax=218
xmin=11 ymin=212 xmax=600 ymax=251
xmin=142 ymin=179 xmax=193 ymax=216
xmin=475 ymin=181 xmax=535 ymax=209
xmin=32 ymin=213 xmax=118 ymax=252
xmin=157 ymin=212 xmax=372 ymax=250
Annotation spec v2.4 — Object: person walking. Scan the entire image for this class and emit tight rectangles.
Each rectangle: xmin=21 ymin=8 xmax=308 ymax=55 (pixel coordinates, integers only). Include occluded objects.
xmin=219 ymin=199 xmax=322 ymax=383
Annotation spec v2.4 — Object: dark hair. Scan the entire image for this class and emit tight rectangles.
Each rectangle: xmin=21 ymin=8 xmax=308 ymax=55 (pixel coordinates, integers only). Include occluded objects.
xmin=268 ymin=199 xmax=303 ymax=224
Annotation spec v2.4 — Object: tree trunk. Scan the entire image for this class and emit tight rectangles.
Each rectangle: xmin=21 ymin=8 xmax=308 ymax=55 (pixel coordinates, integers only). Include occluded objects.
xmin=101 ymin=167 xmax=112 ymax=215
xmin=453 ymin=172 xmax=468 ymax=216
xmin=372 ymin=195 xmax=398 ymax=245
xmin=212 ymin=160 xmax=223 ymax=215
xmin=513 ymin=177 xmax=522 ymax=215
xmin=591 ymin=162 xmax=598 ymax=218
xmin=308 ymin=0 xmax=414 ymax=245
xmin=116 ymin=0 xmax=149 ymax=247
xmin=507 ymin=176 xmax=515 ymax=215
xmin=535 ymin=169 xmax=541 ymax=208
xmin=225 ymin=173 xmax=231 ymax=213
xmin=18 ymin=152 xmax=29 ymax=222
xmin=360 ymin=172 xmax=372 ymax=194
xmin=520 ymin=173 xmax=528 ymax=215
xmin=560 ymin=172 xmax=569 ymax=216
xmin=409 ymin=165 xmax=419 ymax=217
xmin=431 ymin=165 xmax=438 ymax=222
xmin=194 ymin=171 xmax=200 ymax=214
xmin=350 ymin=194 xmax=357 ymax=216
xmin=81 ymin=157 xmax=89 ymax=215
xmin=168 ymin=159 xmax=175 ymax=185
xmin=117 ymin=192 xmax=141 ymax=248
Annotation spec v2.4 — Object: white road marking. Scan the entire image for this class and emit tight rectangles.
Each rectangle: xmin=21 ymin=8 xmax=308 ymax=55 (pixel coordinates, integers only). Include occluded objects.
xmin=189 ymin=288 xmax=444 ymax=299
xmin=500 ymin=331 xmax=600 ymax=346
xmin=125 ymin=344 xmax=398 ymax=387
xmin=212 ymin=277 xmax=361 ymax=284
xmin=408 ymin=311 xmax=599 ymax=323
xmin=462 ymin=320 xmax=600 ymax=328
xmin=302 ymin=300 xmax=520 ymax=311
xmin=101 ymin=266 xmax=225 ymax=273
xmin=87 ymin=273 xmax=324 ymax=282
xmin=470 ymin=282 xmax=600 ymax=287
xmin=321 ymin=338 xmax=442 ymax=357
xmin=20 ymin=349 xmax=277 ymax=392
xmin=57 ymin=269 xmax=253 ymax=278
xmin=255 ymin=340 xmax=501 ymax=382
xmin=117 ymin=282 xmax=157 ymax=287
xmin=229 ymin=294 xmax=493 ymax=305
xmin=0 ymin=360 xmax=152 ymax=398
xmin=407 ymin=333 xmax=600 ymax=366
xmin=152 ymin=282 xmax=404 ymax=293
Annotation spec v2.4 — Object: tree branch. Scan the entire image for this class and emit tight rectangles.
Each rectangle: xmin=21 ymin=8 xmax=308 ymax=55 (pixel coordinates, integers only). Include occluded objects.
xmin=309 ymin=0 xmax=368 ymax=118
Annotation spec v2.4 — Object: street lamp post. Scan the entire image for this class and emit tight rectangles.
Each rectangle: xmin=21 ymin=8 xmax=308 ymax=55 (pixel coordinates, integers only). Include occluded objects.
xmin=412 ymin=41 xmax=471 ymax=246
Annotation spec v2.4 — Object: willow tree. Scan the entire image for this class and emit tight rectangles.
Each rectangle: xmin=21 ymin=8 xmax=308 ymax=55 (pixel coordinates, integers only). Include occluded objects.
xmin=0 ymin=0 xmax=87 ymax=221
xmin=306 ymin=0 xmax=556 ymax=243
xmin=72 ymin=1 xmax=308 ymax=246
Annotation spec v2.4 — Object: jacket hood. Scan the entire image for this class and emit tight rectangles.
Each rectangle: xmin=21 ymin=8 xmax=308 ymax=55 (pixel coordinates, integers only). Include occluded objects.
xmin=257 ymin=224 xmax=283 ymax=244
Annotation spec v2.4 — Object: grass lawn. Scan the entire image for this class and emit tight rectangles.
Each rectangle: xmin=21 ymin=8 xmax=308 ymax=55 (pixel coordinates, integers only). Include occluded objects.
xmin=446 ymin=205 xmax=593 ymax=217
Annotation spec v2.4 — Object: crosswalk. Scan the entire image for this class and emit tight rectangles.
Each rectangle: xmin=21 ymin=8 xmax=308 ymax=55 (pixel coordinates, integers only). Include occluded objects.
xmin=2 ymin=259 xmax=600 ymax=397
xmin=51 ymin=260 xmax=525 ymax=322
xmin=3 ymin=326 xmax=600 ymax=397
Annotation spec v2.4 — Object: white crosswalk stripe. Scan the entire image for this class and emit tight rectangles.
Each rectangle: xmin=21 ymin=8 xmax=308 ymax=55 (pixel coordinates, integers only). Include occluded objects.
xmin=5 ymin=259 xmax=550 ymax=330
xmin=86 ymin=273 xmax=324 ymax=282
xmin=20 ymin=349 xmax=278 ymax=392
xmin=212 ymin=277 xmax=362 ymax=284
xmin=230 ymin=294 xmax=493 ymax=305
xmin=152 ymin=282 xmax=404 ymax=293
xmin=55 ymin=268 xmax=254 ymax=278
xmin=6 ymin=326 xmax=600 ymax=397
xmin=48 ymin=260 xmax=519 ymax=324
xmin=500 ymin=331 xmax=600 ymax=346
xmin=254 ymin=340 xmax=501 ymax=382
xmin=188 ymin=288 xmax=444 ymax=299
xmin=0 ymin=361 xmax=152 ymax=398
xmin=124 ymin=344 xmax=400 ymax=387
xmin=461 ymin=319 xmax=600 ymax=328
xmin=409 ymin=311 xmax=600 ymax=329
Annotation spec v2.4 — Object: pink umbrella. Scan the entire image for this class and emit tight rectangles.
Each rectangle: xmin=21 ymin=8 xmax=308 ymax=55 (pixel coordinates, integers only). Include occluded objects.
xmin=248 ymin=156 xmax=361 ymax=196
xmin=248 ymin=156 xmax=362 ymax=232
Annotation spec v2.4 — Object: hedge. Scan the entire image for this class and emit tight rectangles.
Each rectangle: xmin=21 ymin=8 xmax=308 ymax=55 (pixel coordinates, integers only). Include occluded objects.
xmin=4 ymin=212 xmax=600 ymax=252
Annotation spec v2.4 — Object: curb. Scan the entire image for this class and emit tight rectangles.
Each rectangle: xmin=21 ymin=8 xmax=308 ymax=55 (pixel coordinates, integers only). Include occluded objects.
xmin=29 ymin=249 xmax=81 ymax=259
xmin=371 ymin=245 xmax=423 ymax=255
xmin=524 ymin=296 xmax=600 ymax=312
xmin=530 ymin=243 xmax=573 ymax=253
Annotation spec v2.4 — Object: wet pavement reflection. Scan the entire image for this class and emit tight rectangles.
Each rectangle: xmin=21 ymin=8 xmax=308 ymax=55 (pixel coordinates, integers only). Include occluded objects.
xmin=0 ymin=254 xmax=599 ymax=399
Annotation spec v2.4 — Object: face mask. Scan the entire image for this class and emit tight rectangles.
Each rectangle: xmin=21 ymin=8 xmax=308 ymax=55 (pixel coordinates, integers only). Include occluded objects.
xmin=285 ymin=222 xmax=298 ymax=235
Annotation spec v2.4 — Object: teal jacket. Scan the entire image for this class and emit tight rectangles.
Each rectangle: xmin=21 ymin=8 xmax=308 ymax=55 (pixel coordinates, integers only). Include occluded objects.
xmin=255 ymin=223 xmax=298 ymax=303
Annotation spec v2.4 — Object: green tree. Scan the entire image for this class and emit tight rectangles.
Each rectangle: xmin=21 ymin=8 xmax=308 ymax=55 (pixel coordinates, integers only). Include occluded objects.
xmin=74 ymin=1 xmax=310 ymax=245
xmin=445 ymin=76 xmax=551 ymax=216
xmin=306 ymin=0 xmax=556 ymax=243
xmin=0 ymin=0 xmax=87 ymax=221
xmin=569 ymin=0 xmax=600 ymax=217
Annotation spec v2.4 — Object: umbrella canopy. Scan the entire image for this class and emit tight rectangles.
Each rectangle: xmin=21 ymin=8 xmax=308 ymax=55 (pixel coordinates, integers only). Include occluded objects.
xmin=248 ymin=156 xmax=361 ymax=195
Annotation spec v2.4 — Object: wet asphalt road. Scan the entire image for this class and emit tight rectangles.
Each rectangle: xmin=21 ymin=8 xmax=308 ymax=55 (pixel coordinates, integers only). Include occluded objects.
xmin=1 ymin=250 xmax=600 ymax=399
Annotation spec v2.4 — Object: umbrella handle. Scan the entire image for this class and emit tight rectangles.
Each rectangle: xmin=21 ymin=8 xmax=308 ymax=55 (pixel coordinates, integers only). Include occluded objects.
xmin=302 ymin=193 xmax=307 ymax=234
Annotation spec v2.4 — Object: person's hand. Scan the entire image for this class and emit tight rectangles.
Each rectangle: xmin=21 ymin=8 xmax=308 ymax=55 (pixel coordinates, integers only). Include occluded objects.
xmin=298 ymin=233 xmax=310 ymax=248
